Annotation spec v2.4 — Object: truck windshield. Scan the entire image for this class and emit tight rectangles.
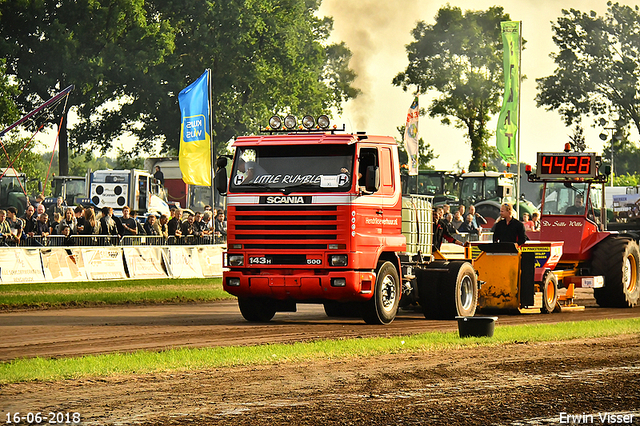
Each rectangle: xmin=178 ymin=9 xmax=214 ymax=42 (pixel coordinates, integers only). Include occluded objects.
xmin=230 ymin=144 xmax=354 ymax=193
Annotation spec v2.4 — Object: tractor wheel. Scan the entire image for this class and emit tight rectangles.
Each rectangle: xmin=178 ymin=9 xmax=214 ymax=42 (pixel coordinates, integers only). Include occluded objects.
xmin=362 ymin=261 xmax=400 ymax=325
xmin=237 ymin=297 xmax=277 ymax=322
xmin=438 ymin=261 xmax=478 ymax=319
xmin=540 ymin=271 xmax=559 ymax=314
xmin=592 ymin=236 xmax=640 ymax=308
xmin=474 ymin=202 xmax=501 ymax=229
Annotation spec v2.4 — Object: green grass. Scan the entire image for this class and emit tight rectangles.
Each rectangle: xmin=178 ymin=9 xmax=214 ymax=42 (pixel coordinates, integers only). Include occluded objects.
xmin=0 ymin=278 xmax=232 ymax=309
xmin=1 ymin=318 xmax=638 ymax=384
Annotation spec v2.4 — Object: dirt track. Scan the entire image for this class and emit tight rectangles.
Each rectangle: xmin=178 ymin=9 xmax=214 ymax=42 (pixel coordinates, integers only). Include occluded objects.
xmin=1 ymin=290 xmax=640 ymax=425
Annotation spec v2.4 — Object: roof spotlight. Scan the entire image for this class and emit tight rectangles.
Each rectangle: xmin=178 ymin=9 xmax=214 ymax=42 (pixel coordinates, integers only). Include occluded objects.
xmin=302 ymin=115 xmax=315 ymax=129
xmin=284 ymin=115 xmax=297 ymax=130
xmin=269 ymin=115 xmax=282 ymax=130
xmin=317 ymin=115 xmax=330 ymax=129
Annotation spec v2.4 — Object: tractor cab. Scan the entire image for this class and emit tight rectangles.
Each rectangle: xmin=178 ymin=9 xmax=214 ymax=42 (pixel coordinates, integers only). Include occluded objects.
xmin=526 ymin=146 xmax=609 ymax=261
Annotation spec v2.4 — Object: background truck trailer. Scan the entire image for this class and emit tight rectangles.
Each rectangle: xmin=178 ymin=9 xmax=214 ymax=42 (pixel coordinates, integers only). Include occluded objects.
xmin=89 ymin=169 xmax=170 ymax=216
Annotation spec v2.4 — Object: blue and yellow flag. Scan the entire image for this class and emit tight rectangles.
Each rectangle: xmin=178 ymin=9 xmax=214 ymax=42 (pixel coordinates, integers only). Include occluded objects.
xmin=496 ymin=21 xmax=520 ymax=164
xmin=179 ymin=70 xmax=211 ymax=186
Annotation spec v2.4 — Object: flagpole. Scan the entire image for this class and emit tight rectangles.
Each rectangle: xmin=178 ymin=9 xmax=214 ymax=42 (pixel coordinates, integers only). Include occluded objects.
xmin=516 ymin=21 xmax=522 ymax=219
xmin=207 ymin=68 xmax=216 ymax=210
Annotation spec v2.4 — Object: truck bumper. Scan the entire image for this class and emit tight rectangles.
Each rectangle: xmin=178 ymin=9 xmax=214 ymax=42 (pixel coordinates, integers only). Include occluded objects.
xmin=223 ymin=270 xmax=376 ymax=301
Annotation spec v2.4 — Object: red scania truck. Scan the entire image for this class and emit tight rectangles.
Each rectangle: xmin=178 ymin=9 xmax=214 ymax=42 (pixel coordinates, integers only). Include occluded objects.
xmin=215 ymin=116 xmax=480 ymax=324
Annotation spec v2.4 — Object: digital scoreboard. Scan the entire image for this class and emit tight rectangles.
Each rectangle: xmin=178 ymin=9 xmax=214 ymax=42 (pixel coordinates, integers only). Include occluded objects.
xmin=536 ymin=152 xmax=599 ymax=179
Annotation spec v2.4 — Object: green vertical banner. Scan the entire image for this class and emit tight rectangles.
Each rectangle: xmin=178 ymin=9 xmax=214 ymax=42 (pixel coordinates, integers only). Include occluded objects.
xmin=496 ymin=21 xmax=520 ymax=163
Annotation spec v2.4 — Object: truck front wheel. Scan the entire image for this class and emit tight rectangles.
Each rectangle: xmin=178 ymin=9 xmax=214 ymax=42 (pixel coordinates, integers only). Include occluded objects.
xmin=237 ymin=297 xmax=277 ymax=322
xmin=592 ymin=236 xmax=640 ymax=308
xmin=362 ymin=261 xmax=400 ymax=325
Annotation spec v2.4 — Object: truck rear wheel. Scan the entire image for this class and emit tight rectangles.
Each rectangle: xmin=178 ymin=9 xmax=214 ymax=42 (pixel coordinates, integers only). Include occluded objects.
xmin=362 ymin=261 xmax=400 ymax=325
xmin=438 ymin=261 xmax=478 ymax=319
xmin=540 ymin=271 xmax=559 ymax=314
xmin=237 ymin=297 xmax=277 ymax=322
xmin=592 ymin=236 xmax=640 ymax=308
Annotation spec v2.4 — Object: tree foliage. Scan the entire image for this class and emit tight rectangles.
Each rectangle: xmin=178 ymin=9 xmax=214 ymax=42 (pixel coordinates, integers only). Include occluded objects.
xmin=536 ymin=2 xmax=640 ymax=138
xmin=0 ymin=58 xmax=20 ymax=127
xmin=393 ymin=5 xmax=514 ymax=171
xmin=0 ymin=0 xmax=358 ymax=176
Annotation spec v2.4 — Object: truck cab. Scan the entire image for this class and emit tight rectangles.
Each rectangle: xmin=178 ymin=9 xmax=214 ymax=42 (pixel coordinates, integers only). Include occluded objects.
xmin=222 ymin=130 xmax=406 ymax=324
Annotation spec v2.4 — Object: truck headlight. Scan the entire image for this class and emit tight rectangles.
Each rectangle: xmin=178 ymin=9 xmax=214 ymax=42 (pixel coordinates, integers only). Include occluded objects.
xmin=228 ymin=254 xmax=244 ymax=266
xmin=331 ymin=278 xmax=347 ymax=287
xmin=329 ymin=254 xmax=348 ymax=266
xmin=226 ymin=277 xmax=241 ymax=287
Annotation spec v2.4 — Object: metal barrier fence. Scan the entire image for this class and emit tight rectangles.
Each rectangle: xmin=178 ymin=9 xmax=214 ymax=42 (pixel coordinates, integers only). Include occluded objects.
xmin=1 ymin=234 xmax=227 ymax=247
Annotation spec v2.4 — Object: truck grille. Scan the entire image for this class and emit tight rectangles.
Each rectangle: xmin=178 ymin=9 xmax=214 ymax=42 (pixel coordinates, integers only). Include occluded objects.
xmin=230 ymin=205 xmax=345 ymax=250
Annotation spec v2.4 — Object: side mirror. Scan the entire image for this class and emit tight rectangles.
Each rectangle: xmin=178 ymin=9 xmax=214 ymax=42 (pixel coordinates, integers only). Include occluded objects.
xmin=365 ymin=165 xmax=380 ymax=193
xmin=215 ymin=157 xmax=228 ymax=195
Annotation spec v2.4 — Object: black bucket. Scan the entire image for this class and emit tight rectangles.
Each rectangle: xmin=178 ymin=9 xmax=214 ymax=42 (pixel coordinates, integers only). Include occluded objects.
xmin=456 ymin=316 xmax=498 ymax=338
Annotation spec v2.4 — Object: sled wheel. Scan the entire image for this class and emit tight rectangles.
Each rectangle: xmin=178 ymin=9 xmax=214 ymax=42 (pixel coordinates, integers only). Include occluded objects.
xmin=540 ymin=271 xmax=559 ymax=314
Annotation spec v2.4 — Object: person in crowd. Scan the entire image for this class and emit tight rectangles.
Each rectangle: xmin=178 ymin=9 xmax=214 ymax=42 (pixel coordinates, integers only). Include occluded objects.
xmin=193 ymin=211 xmax=204 ymax=236
xmin=214 ymin=210 xmax=227 ymax=241
xmin=22 ymin=204 xmax=37 ymax=236
xmin=457 ymin=204 xmax=465 ymax=218
xmin=131 ymin=210 xmax=147 ymax=235
xmin=181 ymin=213 xmax=197 ymax=239
xmin=34 ymin=213 xmax=50 ymax=238
xmin=522 ymin=212 xmax=535 ymax=232
xmin=442 ymin=204 xmax=451 ymax=215
xmin=58 ymin=207 xmax=77 ymax=235
xmin=120 ymin=206 xmax=138 ymax=236
xmin=201 ymin=211 xmax=213 ymax=237
xmin=531 ymin=212 xmax=541 ymax=231
xmin=36 ymin=203 xmax=46 ymax=223
xmin=432 ymin=207 xmax=463 ymax=251
xmin=153 ymin=165 xmax=164 ymax=185
xmin=158 ymin=214 xmax=169 ymax=239
xmin=6 ymin=207 xmax=24 ymax=244
xmin=48 ymin=196 xmax=65 ymax=220
xmin=144 ymin=214 xmax=160 ymax=236
xmin=458 ymin=213 xmax=479 ymax=235
xmin=0 ymin=209 xmax=11 ymax=237
xmin=99 ymin=206 xmax=119 ymax=236
xmin=468 ymin=204 xmax=487 ymax=229
xmin=168 ymin=208 xmax=183 ymax=238
xmin=493 ymin=203 xmax=527 ymax=247
xmin=444 ymin=212 xmax=458 ymax=236
xmin=59 ymin=224 xmax=74 ymax=246
xmin=80 ymin=208 xmax=100 ymax=235
xmin=74 ymin=205 xmax=85 ymax=233
xmin=451 ymin=211 xmax=464 ymax=230
xmin=49 ymin=212 xmax=61 ymax=235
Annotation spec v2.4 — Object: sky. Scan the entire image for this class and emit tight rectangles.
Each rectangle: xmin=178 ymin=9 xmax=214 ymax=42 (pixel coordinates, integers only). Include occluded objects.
xmin=318 ymin=0 xmax=640 ymax=171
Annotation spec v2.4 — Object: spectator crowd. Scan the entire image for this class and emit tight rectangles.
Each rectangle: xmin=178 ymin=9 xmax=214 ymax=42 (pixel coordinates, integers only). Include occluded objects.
xmin=0 ymin=197 xmax=227 ymax=247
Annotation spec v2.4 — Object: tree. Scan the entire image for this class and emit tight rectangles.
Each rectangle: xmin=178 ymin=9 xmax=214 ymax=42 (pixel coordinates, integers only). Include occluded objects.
xmin=393 ymin=5 xmax=515 ymax=171
xmin=0 ymin=58 xmax=20 ymax=127
xmin=0 ymin=0 xmax=176 ymax=175
xmin=122 ymin=0 xmax=358 ymax=155
xmin=536 ymin=2 xmax=640 ymax=138
xmin=568 ymin=125 xmax=587 ymax=152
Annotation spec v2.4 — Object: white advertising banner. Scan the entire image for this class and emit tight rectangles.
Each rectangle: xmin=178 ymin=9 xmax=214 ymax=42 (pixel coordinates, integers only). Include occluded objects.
xmin=82 ymin=247 xmax=128 ymax=280
xmin=123 ymin=247 xmax=168 ymax=279
xmin=196 ymin=245 xmax=224 ymax=278
xmin=0 ymin=248 xmax=45 ymax=283
xmin=168 ymin=246 xmax=204 ymax=278
xmin=41 ymin=248 xmax=88 ymax=281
